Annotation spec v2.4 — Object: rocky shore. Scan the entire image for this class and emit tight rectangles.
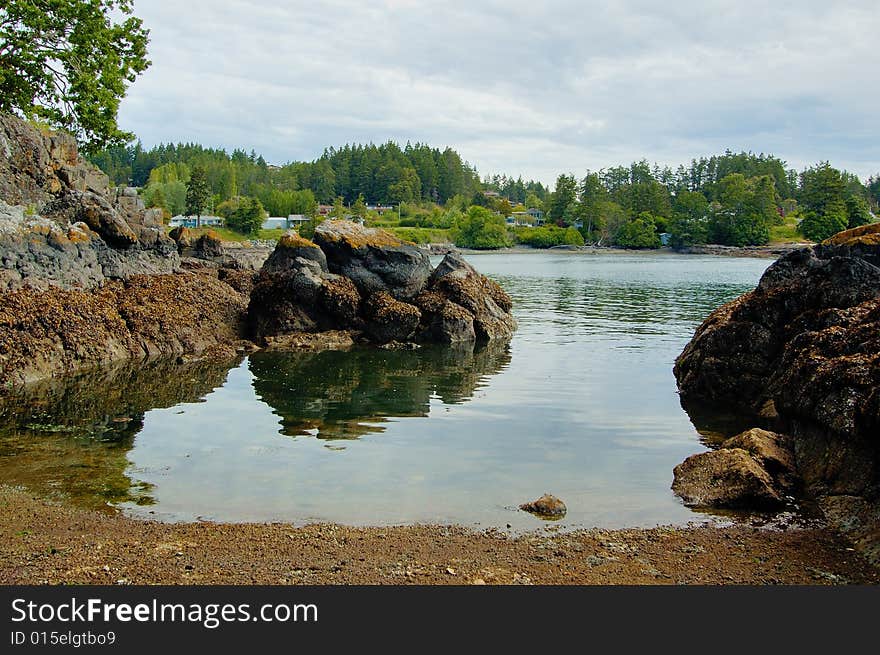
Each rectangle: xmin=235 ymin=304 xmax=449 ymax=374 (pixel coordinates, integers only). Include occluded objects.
xmin=1 ymin=486 xmax=875 ymax=585
xmin=0 ymin=113 xmax=515 ymax=389
xmin=673 ymin=223 xmax=880 ymax=562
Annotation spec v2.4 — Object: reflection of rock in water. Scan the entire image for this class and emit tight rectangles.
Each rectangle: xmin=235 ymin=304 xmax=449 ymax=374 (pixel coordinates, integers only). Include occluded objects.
xmin=0 ymin=356 xmax=241 ymax=510
xmin=249 ymin=340 xmax=511 ymax=440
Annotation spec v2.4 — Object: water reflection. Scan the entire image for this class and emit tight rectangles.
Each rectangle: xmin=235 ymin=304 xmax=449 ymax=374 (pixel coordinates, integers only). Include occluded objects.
xmin=0 ymin=253 xmax=772 ymax=528
xmin=250 ymin=341 xmax=511 ymax=440
xmin=0 ymin=357 xmax=242 ymax=510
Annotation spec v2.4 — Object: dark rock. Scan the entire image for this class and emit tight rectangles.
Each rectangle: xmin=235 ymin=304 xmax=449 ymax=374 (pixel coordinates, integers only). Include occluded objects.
xmin=363 ymin=291 xmax=421 ymax=343
xmin=424 ymin=253 xmax=516 ymax=340
xmin=169 ymin=226 xmax=193 ymax=251
xmin=246 ymin=222 xmax=515 ymax=348
xmin=520 ymin=494 xmax=567 ymax=517
xmin=674 ymin=224 xmax=880 ymax=553
xmin=672 ymin=448 xmax=784 ymax=509
xmin=314 ymin=220 xmax=431 ymax=300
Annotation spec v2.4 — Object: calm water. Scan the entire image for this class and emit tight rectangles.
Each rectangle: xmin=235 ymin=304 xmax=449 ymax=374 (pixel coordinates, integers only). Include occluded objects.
xmin=0 ymin=252 xmax=771 ymax=530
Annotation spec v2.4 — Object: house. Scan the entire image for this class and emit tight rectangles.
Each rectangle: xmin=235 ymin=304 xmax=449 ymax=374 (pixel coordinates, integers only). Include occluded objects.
xmin=261 ymin=214 xmax=313 ymax=231
xmin=506 ymin=210 xmax=546 ymax=227
xmin=261 ymin=217 xmax=289 ymax=231
xmin=169 ymin=215 xmax=224 ymax=228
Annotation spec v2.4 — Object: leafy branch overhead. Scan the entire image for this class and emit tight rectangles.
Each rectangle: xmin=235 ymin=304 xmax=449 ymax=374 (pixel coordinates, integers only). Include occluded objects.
xmin=0 ymin=0 xmax=150 ymax=152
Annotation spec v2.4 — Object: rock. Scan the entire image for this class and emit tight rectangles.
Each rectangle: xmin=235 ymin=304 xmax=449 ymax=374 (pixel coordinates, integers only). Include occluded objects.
xmin=520 ymin=494 xmax=567 ymax=517
xmin=672 ymin=449 xmax=784 ymax=509
xmin=419 ymin=253 xmax=516 ymax=341
xmin=0 ymin=112 xmax=179 ymax=291
xmin=314 ymin=220 xmax=431 ymax=300
xmin=192 ymin=231 xmax=225 ymax=258
xmin=674 ymin=229 xmax=880 ymax=505
xmin=246 ymin=222 xmax=515 ymax=347
xmin=169 ymin=226 xmax=193 ymax=251
xmin=363 ymin=291 xmax=421 ymax=343
xmin=720 ymin=428 xmax=797 ymax=491
xmin=430 ymin=300 xmax=476 ymax=343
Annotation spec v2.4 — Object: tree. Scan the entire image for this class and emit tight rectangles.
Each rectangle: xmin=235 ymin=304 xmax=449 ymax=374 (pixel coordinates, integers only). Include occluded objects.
xmin=615 ymin=213 xmax=661 ymax=249
xmin=227 ymin=196 xmax=265 ymax=236
xmin=331 ymin=196 xmax=346 ymax=219
xmin=549 ymin=174 xmax=577 ymax=223
xmin=669 ymin=190 xmax=709 ymax=247
xmin=352 ymin=193 xmax=367 ymax=219
xmin=185 ymin=165 xmax=210 ymax=226
xmin=844 ymin=194 xmax=872 ymax=229
xmin=0 ymin=0 xmax=150 ymax=152
xmin=450 ymin=206 xmax=512 ymax=249
xmin=798 ymin=163 xmax=849 ymax=241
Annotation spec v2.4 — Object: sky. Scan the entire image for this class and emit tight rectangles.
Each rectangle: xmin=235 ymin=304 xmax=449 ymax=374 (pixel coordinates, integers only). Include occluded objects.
xmin=118 ymin=0 xmax=880 ymax=186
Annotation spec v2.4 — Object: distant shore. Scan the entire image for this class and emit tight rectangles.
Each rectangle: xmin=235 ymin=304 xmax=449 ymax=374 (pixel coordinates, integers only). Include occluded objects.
xmin=446 ymin=242 xmax=811 ymax=259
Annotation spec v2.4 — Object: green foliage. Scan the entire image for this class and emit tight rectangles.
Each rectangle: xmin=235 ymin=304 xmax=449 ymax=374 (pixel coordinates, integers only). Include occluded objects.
xmin=298 ymin=216 xmax=325 ymax=240
xmin=799 ymin=209 xmax=848 ymax=242
xmin=352 ymin=193 xmax=367 ymax=218
xmin=669 ymin=190 xmax=709 ymax=247
xmin=615 ymin=213 xmax=661 ymax=249
xmin=388 ymin=227 xmax=451 ymax=244
xmin=226 ymin=197 xmax=266 ymax=236
xmin=451 ymin=206 xmax=512 ymax=249
xmin=185 ymin=165 xmax=210 ymax=218
xmin=845 ymin=194 xmax=872 ymax=229
xmin=0 ymin=0 xmax=150 ymax=152
xmin=514 ymin=225 xmax=584 ymax=248
xmin=549 ymin=174 xmax=578 ymax=223
xmin=704 ymin=174 xmax=775 ymax=246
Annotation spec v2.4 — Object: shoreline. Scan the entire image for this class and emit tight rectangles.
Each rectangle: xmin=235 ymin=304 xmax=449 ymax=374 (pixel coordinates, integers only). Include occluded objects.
xmin=1 ymin=486 xmax=876 ymax=585
xmin=441 ymin=243 xmax=812 ymax=259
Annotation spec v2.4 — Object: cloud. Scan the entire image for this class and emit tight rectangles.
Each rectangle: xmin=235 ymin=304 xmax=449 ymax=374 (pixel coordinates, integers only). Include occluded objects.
xmin=119 ymin=0 xmax=880 ymax=184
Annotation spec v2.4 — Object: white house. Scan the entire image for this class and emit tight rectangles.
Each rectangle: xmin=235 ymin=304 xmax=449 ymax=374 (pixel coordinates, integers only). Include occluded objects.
xmin=260 ymin=214 xmax=313 ymax=231
xmin=169 ymin=215 xmax=224 ymax=228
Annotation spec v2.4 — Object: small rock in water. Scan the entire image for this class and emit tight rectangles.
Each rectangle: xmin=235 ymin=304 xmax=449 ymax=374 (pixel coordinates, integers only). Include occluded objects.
xmin=519 ymin=494 xmax=567 ymax=518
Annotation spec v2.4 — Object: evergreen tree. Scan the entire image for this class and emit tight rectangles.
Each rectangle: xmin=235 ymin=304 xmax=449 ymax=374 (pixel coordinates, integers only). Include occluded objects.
xmin=185 ymin=165 xmax=210 ymax=226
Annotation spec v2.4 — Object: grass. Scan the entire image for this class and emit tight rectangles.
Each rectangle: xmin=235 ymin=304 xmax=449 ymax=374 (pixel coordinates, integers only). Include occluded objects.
xmin=168 ymin=226 xmax=286 ymax=242
xmin=769 ymin=215 xmax=809 ymax=244
xmin=387 ymin=227 xmax=452 ymax=244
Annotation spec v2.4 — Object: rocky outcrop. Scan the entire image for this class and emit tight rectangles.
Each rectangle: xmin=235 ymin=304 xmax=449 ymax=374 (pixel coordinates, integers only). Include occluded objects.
xmin=674 ymin=224 xmax=880 ymax=553
xmin=0 ymin=113 xmax=178 ymax=292
xmin=0 ymin=271 xmax=252 ymax=388
xmin=314 ymin=220 xmax=431 ymax=300
xmin=672 ymin=429 xmax=797 ymax=509
xmin=248 ymin=224 xmax=516 ymax=346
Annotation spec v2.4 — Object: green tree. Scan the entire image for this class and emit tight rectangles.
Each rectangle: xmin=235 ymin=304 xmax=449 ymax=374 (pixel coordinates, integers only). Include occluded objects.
xmin=0 ymin=0 xmax=150 ymax=151
xmin=669 ymin=190 xmax=709 ymax=247
xmin=844 ymin=194 xmax=872 ymax=229
xmin=352 ymin=193 xmax=367 ymax=219
xmin=451 ymin=206 xmax=512 ymax=249
xmin=800 ymin=209 xmax=848 ymax=242
xmin=226 ymin=196 xmax=265 ymax=235
xmin=185 ymin=165 xmax=210 ymax=226
xmin=615 ymin=213 xmax=661 ymax=249
xmin=331 ymin=196 xmax=346 ymax=219
xmin=549 ymin=174 xmax=577 ymax=223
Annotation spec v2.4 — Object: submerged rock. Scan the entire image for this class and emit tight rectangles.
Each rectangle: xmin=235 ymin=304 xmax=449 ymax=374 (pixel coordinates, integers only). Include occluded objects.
xmin=520 ymin=494 xmax=567 ymax=518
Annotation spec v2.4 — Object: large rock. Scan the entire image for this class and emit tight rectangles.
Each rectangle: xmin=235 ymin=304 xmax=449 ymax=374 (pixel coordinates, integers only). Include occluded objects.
xmin=420 ymin=253 xmax=516 ymax=341
xmin=314 ymin=220 xmax=431 ymax=300
xmin=247 ymin=224 xmax=516 ymax=347
xmin=674 ymin=223 xmax=880 ymax=554
xmin=0 ymin=113 xmax=179 ymax=291
xmin=672 ymin=448 xmax=785 ymax=509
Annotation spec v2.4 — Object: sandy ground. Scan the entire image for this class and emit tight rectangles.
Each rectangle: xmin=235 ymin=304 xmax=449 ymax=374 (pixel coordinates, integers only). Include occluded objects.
xmin=1 ymin=487 xmax=876 ymax=585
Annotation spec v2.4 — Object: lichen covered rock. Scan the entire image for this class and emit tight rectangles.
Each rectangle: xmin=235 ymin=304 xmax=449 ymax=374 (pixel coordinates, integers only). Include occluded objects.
xmin=672 ymin=448 xmax=785 ymax=509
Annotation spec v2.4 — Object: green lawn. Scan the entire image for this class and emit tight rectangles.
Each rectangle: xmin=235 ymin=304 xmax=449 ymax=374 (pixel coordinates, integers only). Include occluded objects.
xmin=169 ymin=226 xmax=285 ymax=242
xmin=769 ymin=215 xmax=809 ymax=244
xmin=387 ymin=227 xmax=452 ymax=244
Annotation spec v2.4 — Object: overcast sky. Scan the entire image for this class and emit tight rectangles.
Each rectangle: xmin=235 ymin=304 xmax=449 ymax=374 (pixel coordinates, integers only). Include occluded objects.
xmin=119 ymin=0 xmax=879 ymax=185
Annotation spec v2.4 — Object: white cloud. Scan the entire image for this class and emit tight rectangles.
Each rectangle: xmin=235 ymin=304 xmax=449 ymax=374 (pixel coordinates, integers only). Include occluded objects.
xmin=119 ymin=0 xmax=880 ymax=184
